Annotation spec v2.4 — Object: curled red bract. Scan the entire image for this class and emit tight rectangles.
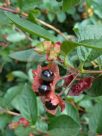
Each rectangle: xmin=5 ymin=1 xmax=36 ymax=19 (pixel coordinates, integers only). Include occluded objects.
xmin=69 ymin=77 xmax=93 ymax=96
xmin=64 ymin=74 xmax=75 ymax=86
xmin=19 ymin=117 xmax=29 ymax=127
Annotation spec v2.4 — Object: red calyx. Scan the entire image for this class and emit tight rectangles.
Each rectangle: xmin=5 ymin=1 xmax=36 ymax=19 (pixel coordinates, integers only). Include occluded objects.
xmin=19 ymin=118 xmax=29 ymax=127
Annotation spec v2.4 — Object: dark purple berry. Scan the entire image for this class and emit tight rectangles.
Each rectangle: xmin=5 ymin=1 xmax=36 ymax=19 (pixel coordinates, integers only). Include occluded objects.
xmin=38 ymin=84 xmax=51 ymax=95
xmin=41 ymin=69 xmax=54 ymax=82
xmin=45 ymin=101 xmax=58 ymax=110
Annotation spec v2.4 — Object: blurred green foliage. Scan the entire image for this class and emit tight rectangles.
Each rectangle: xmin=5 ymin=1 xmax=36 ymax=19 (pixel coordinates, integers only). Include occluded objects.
xmin=0 ymin=0 xmax=102 ymax=136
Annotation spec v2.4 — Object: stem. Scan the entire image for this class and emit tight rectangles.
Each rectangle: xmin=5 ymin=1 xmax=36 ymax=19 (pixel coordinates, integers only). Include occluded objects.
xmin=66 ymin=73 xmax=80 ymax=95
xmin=60 ymin=73 xmax=76 ymax=80
xmin=82 ymin=70 xmax=102 ymax=74
xmin=0 ymin=108 xmax=20 ymax=116
xmin=59 ymin=73 xmax=79 ymax=96
xmin=0 ymin=6 xmax=19 ymax=14
xmin=6 ymin=110 xmax=20 ymax=116
xmin=36 ymin=18 xmax=68 ymax=40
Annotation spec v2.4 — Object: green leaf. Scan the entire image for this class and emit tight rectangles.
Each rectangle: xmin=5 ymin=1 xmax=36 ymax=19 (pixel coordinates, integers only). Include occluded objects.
xmin=62 ymin=102 xmax=80 ymax=124
xmin=96 ymin=55 xmax=102 ymax=68
xmin=17 ymin=84 xmax=37 ymax=124
xmin=7 ymin=32 xmax=26 ymax=42
xmin=15 ymin=126 xmax=33 ymax=136
xmin=17 ymin=0 xmax=40 ymax=11
xmin=9 ymin=49 xmax=45 ymax=62
xmin=73 ymin=25 xmax=102 ymax=50
xmin=5 ymin=12 xmax=56 ymax=42
xmin=86 ymin=49 xmax=102 ymax=62
xmin=12 ymin=71 xmax=28 ymax=80
xmin=62 ymin=40 xmax=102 ymax=56
xmin=48 ymin=115 xmax=80 ymax=136
xmin=87 ymin=75 xmax=102 ymax=97
xmin=0 ymin=10 xmax=9 ymax=25
xmin=61 ymin=41 xmax=77 ymax=55
xmin=77 ymin=46 xmax=102 ymax=62
xmin=74 ymin=25 xmax=102 ymax=41
xmin=92 ymin=0 xmax=102 ymax=19
xmin=62 ymin=0 xmax=80 ymax=11
xmin=4 ymin=128 xmax=15 ymax=136
xmin=77 ymin=46 xmax=91 ymax=62
xmin=57 ymin=12 xmax=66 ymax=23
xmin=4 ymin=85 xmax=23 ymax=108
xmin=0 ymin=115 xmax=12 ymax=130
xmin=89 ymin=103 xmax=102 ymax=134
xmin=80 ymin=39 xmax=102 ymax=50
xmin=35 ymin=119 xmax=48 ymax=133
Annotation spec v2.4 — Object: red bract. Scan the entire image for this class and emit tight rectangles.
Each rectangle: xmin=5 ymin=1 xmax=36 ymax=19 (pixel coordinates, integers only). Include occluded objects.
xmin=43 ymin=91 xmax=65 ymax=115
xmin=9 ymin=118 xmax=29 ymax=129
xmin=64 ymin=74 xmax=75 ymax=86
xmin=69 ymin=77 xmax=93 ymax=96
xmin=34 ymin=41 xmax=61 ymax=61
xmin=32 ymin=63 xmax=60 ymax=94
xmin=9 ymin=122 xmax=19 ymax=129
xmin=32 ymin=63 xmax=65 ymax=115
xmin=45 ymin=41 xmax=61 ymax=61
xmin=19 ymin=118 xmax=29 ymax=127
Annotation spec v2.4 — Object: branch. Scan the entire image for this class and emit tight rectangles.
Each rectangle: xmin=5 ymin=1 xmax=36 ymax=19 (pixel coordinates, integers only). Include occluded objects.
xmin=36 ymin=18 xmax=68 ymax=40
xmin=82 ymin=70 xmax=102 ymax=74
xmin=6 ymin=110 xmax=20 ymax=116
xmin=0 ymin=6 xmax=19 ymax=14
xmin=0 ymin=108 xmax=20 ymax=116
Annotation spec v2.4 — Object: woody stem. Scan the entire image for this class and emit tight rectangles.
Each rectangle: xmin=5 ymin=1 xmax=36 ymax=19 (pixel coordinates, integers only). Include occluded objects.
xmin=82 ymin=70 xmax=102 ymax=74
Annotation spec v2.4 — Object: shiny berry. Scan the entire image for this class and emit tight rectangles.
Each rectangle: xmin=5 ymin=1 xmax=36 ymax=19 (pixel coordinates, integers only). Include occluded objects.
xmin=38 ymin=84 xmax=51 ymax=95
xmin=45 ymin=101 xmax=58 ymax=110
xmin=41 ymin=69 xmax=54 ymax=82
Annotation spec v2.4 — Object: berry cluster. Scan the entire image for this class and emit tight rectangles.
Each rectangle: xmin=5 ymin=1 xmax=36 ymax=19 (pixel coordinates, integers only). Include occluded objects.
xmin=39 ymin=69 xmax=59 ymax=110
xmin=32 ymin=63 xmax=93 ymax=115
xmin=38 ymin=69 xmax=54 ymax=95
xmin=32 ymin=63 xmax=65 ymax=115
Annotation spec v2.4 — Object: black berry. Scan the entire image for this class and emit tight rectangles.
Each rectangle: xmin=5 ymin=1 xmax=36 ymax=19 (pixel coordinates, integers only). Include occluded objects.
xmin=38 ymin=84 xmax=51 ymax=95
xmin=45 ymin=101 xmax=58 ymax=110
xmin=41 ymin=69 xmax=54 ymax=82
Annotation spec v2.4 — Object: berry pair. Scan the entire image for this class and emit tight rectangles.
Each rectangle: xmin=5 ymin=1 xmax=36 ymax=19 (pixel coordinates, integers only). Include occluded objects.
xmin=38 ymin=69 xmax=54 ymax=95
xmin=38 ymin=69 xmax=58 ymax=110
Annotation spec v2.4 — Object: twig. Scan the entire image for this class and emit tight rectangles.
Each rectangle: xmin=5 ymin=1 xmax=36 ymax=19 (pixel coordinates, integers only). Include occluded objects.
xmin=58 ymin=73 xmax=80 ymax=96
xmin=0 ymin=108 xmax=20 ymax=116
xmin=66 ymin=73 xmax=80 ymax=95
xmin=0 ymin=6 xmax=19 ymax=14
xmin=6 ymin=110 xmax=20 ymax=116
xmin=36 ymin=18 xmax=68 ymax=40
xmin=82 ymin=70 xmax=102 ymax=74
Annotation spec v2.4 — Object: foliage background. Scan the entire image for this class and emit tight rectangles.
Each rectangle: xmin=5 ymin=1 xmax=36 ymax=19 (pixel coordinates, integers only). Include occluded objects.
xmin=0 ymin=0 xmax=102 ymax=136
